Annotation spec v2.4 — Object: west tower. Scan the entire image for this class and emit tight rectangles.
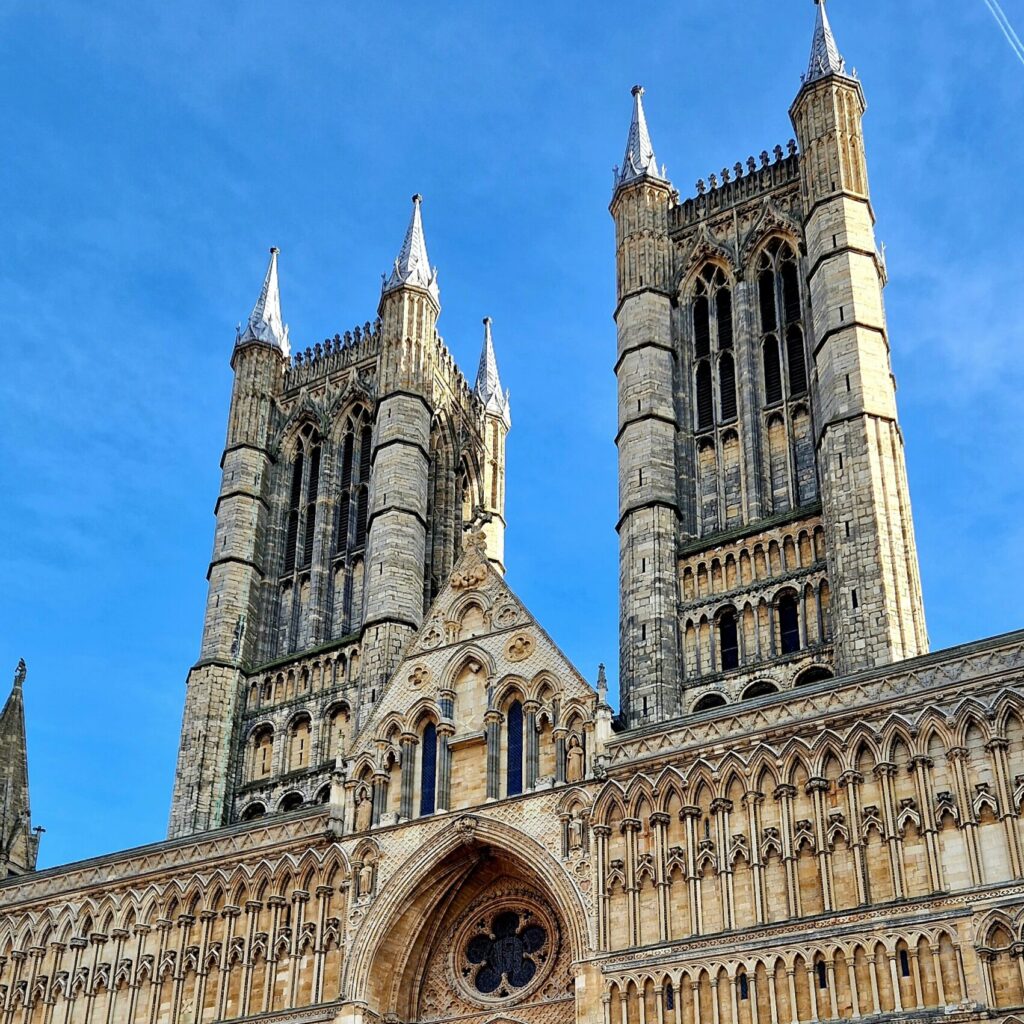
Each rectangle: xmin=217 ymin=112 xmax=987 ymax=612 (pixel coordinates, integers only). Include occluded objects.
xmin=613 ymin=2 xmax=927 ymax=726
xmin=169 ymin=200 xmax=510 ymax=836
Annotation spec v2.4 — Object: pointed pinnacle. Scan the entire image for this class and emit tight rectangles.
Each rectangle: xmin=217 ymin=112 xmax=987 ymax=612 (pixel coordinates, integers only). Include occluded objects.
xmin=13 ymin=659 xmax=25 ymax=689
xmin=475 ymin=316 xmax=511 ymax=428
xmin=383 ymin=193 xmax=440 ymax=305
xmin=237 ymin=247 xmax=290 ymax=356
xmin=806 ymin=0 xmax=846 ymax=84
xmin=614 ymin=83 xmax=666 ymax=194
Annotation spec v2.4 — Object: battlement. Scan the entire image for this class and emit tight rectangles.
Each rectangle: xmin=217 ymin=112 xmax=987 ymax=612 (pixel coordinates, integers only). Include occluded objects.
xmin=671 ymin=142 xmax=801 ymax=229
xmin=283 ymin=319 xmax=384 ymax=390
xmin=431 ymin=332 xmax=480 ymax=414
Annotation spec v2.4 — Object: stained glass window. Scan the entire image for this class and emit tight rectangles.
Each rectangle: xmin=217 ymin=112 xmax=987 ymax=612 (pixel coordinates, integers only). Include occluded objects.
xmin=507 ymin=701 xmax=523 ymax=796
xmin=420 ymin=722 xmax=437 ymax=816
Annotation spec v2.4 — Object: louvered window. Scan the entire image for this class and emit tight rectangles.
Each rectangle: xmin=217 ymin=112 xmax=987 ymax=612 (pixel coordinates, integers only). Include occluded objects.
xmin=696 ymin=362 xmax=713 ymax=430
xmin=763 ymin=336 xmax=782 ymax=406
xmin=719 ymin=353 xmax=737 ymax=421
xmin=787 ymin=326 xmax=808 ymax=396
xmin=283 ymin=451 xmax=303 ymax=572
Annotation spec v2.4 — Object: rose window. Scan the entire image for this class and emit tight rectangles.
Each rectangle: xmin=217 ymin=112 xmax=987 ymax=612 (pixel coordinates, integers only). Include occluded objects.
xmin=457 ymin=907 xmax=551 ymax=999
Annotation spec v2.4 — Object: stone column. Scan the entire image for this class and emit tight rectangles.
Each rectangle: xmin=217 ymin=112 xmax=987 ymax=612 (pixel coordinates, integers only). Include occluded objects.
xmin=553 ymin=726 xmax=568 ymax=786
xmin=240 ymin=902 xmax=261 ymax=1017
xmin=987 ymin=737 xmax=1024 ymax=877
xmin=745 ymin=790 xmax=766 ymax=924
xmin=484 ymin=711 xmax=502 ymax=800
xmin=839 ymin=770 xmax=868 ymax=905
xmin=774 ymin=785 xmax=798 ymax=918
xmin=874 ymin=762 xmax=906 ymax=897
xmin=287 ymin=891 xmax=309 ymax=1008
xmin=436 ymin=723 xmax=454 ymax=812
xmin=621 ymin=818 xmax=642 ymax=948
xmin=216 ymin=908 xmax=239 ymax=1020
xmin=806 ymin=777 xmax=833 ymax=911
xmin=524 ymin=701 xmax=540 ymax=790
xmin=681 ymin=807 xmax=701 ymax=935
xmin=593 ymin=825 xmax=612 ymax=951
xmin=193 ymin=912 xmax=217 ymax=1023
xmin=909 ymin=755 xmax=943 ymax=891
xmin=651 ymin=812 xmax=671 ymax=942
xmin=711 ymin=798 xmax=734 ymax=930
xmin=311 ymin=887 xmax=332 ymax=1004
xmin=263 ymin=897 xmax=287 ymax=1011
xmin=399 ymin=734 xmax=417 ymax=820
xmin=947 ymin=747 xmax=983 ymax=884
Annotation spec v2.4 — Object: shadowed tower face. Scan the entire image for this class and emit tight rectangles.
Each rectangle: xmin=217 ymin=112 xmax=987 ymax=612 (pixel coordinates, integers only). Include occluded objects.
xmin=168 ymin=201 xmax=511 ymax=837
xmin=612 ymin=2 xmax=927 ymax=727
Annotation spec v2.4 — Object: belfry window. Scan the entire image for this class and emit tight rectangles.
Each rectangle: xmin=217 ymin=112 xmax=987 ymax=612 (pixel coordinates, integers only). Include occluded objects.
xmin=335 ymin=413 xmax=372 ymax=557
xmin=778 ymin=592 xmax=801 ymax=655
xmin=758 ymin=239 xmax=804 ymax=407
xmin=282 ymin=425 xmax=322 ymax=574
xmin=691 ymin=264 xmax=736 ymax=431
xmin=507 ymin=700 xmax=524 ymax=797
xmin=719 ymin=609 xmax=739 ymax=671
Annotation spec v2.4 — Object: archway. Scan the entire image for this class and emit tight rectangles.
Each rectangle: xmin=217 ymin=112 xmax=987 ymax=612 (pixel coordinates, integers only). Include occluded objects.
xmin=343 ymin=815 xmax=590 ymax=1023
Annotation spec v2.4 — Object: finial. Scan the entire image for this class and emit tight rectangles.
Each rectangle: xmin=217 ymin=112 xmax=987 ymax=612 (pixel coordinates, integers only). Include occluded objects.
xmin=613 ymin=83 xmax=665 ymax=194
xmin=13 ymin=658 xmax=25 ymax=689
xmin=805 ymin=0 xmax=846 ymax=83
xmin=631 ymin=84 xmax=644 ymax=97
xmin=269 ymin=246 xmax=279 ymax=255
xmin=597 ymin=663 xmax=608 ymax=702
xmin=412 ymin=193 xmax=422 ymax=205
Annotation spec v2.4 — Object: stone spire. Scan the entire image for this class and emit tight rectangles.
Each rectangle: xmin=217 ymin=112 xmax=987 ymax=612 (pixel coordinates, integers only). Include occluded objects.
xmin=237 ymin=247 xmax=290 ymax=356
xmin=475 ymin=317 xmax=511 ymax=428
xmin=805 ymin=0 xmax=846 ymax=84
xmin=0 ymin=659 xmax=39 ymax=877
xmin=383 ymin=194 xmax=440 ymax=305
xmin=614 ymin=85 xmax=665 ymax=193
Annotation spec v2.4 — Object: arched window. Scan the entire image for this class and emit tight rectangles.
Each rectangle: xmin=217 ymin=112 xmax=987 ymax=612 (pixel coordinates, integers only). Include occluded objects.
xmin=719 ymin=609 xmax=739 ymax=671
xmin=757 ymin=239 xmax=803 ymax=407
xmin=692 ymin=693 xmax=727 ymax=713
xmin=778 ymin=592 xmax=801 ymax=655
xmin=240 ymin=802 xmax=266 ymax=822
xmin=763 ymin=336 xmax=782 ymax=405
xmin=419 ymin=722 xmax=437 ymax=816
xmin=252 ymin=728 xmax=274 ymax=781
xmin=742 ymin=680 xmax=780 ymax=700
xmin=289 ymin=716 xmax=311 ymax=771
xmin=284 ymin=451 xmax=303 ymax=572
xmin=336 ymin=413 xmax=371 ymax=556
xmin=719 ymin=352 xmax=737 ymax=422
xmin=692 ymin=265 xmax=736 ymax=431
xmin=280 ymin=792 xmax=303 ymax=812
xmin=815 ymin=960 xmax=827 ymax=989
xmin=695 ymin=362 xmax=714 ymax=430
xmin=787 ymin=326 xmax=808 ymax=395
xmin=507 ymin=700 xmax=524 ymax=796
xmin=738 ymin=974 xmax=749 ymax=1000
xmin=282 ymin=425 xmax=322 ymax=574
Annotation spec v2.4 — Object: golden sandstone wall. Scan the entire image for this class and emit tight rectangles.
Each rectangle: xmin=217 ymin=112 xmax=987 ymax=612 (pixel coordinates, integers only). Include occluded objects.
xmin=4 ymin=631 xmax=1024 ymax=1024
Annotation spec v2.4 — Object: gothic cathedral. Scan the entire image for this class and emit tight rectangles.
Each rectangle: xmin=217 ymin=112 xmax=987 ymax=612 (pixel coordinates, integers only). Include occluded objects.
xmin=4 ymin=7 xmax=1024 ymax=1024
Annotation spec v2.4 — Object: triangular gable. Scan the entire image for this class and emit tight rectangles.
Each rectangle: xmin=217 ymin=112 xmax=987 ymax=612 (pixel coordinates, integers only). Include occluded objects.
xmin=348 ymin=533 xmax=599 ymax=759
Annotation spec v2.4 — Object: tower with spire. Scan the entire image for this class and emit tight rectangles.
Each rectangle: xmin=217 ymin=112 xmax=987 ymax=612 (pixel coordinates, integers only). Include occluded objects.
xmin=610 ymin=2 xmax=927 ymax=726
xmin=169 ymin=199 xmax=510 ymax=836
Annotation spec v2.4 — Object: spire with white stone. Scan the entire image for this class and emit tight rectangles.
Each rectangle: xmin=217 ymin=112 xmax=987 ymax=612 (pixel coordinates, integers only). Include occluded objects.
xmin=475 ymin=317 xmax=511 ymax=429
xmin=383 ymin=194 xmax=440 ymax=306
xmin=805 ymin=0 xmax=846 ymax=84
xmin=613 ymin=85 xmax=666 ymax=195
xmin=236 ymin=247 xmax=290 ymax=357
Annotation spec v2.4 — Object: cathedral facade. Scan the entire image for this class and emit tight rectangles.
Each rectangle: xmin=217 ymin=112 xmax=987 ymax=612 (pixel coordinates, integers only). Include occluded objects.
xmin=4 ymin=6 xmax=1024 ymax=1024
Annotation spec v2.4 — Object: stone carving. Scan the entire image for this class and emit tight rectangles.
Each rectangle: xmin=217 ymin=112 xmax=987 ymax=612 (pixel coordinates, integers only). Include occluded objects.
xmin=566 ymin=734 xmax=585 ymax=783
xmin=506 ymin=634 xmax=534 ymax=662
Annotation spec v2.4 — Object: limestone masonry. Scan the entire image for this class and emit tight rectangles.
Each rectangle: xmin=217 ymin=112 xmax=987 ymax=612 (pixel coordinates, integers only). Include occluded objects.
xmin=3 ymin=6 xmax=1023 ymax=1024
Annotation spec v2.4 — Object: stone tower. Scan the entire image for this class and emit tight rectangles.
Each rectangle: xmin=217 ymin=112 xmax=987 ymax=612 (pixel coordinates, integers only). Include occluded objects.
xmin=790 ymin=0 xmax=928 ymax=673
xmin=0 ymin=660 xmax=40 ymax=877
xmin=613 ymin=1 xmax=927 ymax=726
xmin=169 ymin=200 xmax=509 ymax=836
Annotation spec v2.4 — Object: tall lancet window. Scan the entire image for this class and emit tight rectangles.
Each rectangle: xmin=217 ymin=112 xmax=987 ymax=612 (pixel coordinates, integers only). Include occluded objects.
xmin=282 ymin=424 xmax=322 ymax=574
xmin=691 ymin=264 xmax=737 ymax=431
xmin=506 ymin=700 xmax=524 ymax=797
xmin=758 ymin=239 xmax=807 ymax=403
xmin=332 ymin=408 xmax=371 ymax=638
xmin=419 ymin=721 xmax=438 ymax=817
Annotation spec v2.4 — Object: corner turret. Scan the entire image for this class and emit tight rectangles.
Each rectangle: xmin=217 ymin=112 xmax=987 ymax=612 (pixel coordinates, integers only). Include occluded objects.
xmin=0 ymin=659 xmax=40 ymax=876
xmin=475 ymin=317 xmax=511 ymax=573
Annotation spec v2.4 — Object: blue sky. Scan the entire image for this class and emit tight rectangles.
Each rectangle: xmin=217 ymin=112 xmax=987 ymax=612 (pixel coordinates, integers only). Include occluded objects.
xmin=2 ymin=1 xmax=1023 ymax=869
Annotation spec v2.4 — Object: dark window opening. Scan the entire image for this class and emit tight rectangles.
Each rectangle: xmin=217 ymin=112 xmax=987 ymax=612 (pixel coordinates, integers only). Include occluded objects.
xmin=778 ymin=593 xmax=801 ymax=655
xmin=694 ymin=295 xmax=711 ymax=358
xmin=763 ymin=336 xmax=782 ymax=405
xmin=816 ymin=961 xmax=827 ymax=989
xmin=692 ymin=693 xmax=727 ymax=713
xmin=758 ymin=269 xmax=777 ymax=333
xmin=899 ymin=949 xmax=910 ymax=977
xmin=280 ymin=792 xmax=303 ymax=813
xmin=852 ymin=588 xmax=859 ymax=610
xmin=302 ymin=444 xmax=321 ymax=566
xmin=719 ymin=610 xmax=739 ymax=671
xmin=696 ymin=361 xmax=713 ymax=430
xmin=507 ymin=701 xmax=524 ymax=796
xmin=665 ymin=984 xmax=675 ymax=1011
xmin=743 ymin=680 xmax=780 ymax=700
xmin=719 ymin=353 xmax=737 ymax=421
xmin=420 ymin=722 xmax=437 ymax=816
xmin=739 ymin=974 xmax=749 ymax=1000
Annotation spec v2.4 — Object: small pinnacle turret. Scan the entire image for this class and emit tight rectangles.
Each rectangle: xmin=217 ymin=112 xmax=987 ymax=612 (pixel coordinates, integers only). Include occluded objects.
xmin=475 ymin=317 xmax=511 ymax=429
xmin=0 ymin=658 xmax=39 ymax=876
xmin=383 ymin=194 xmax=440 ymax=305
xmin=805 ymin=0 xmax=846 ymax=84
xmin=613 ymin=85 xmax=665 ymax=195
xmin=237 ymin=247 xmax=290 ymax=357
